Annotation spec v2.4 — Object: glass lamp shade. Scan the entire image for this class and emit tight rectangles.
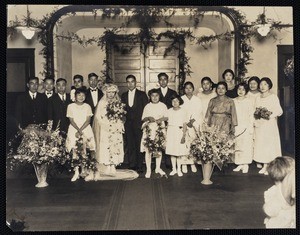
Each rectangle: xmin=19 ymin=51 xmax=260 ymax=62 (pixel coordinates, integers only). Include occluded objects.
xmin=16 ymin=26 xmax=37 ymax=39
xmin=257 ymin=24 xmax=272 ymax=37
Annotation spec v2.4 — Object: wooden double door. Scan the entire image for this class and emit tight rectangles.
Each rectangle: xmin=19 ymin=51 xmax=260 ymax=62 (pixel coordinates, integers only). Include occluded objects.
xmin=108 ymin=40 xmax=180 ymax=95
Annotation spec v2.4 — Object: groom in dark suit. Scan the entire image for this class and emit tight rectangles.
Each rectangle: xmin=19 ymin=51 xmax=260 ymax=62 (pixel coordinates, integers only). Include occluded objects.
xmin=157 ymin=72 xmax=177 ymax=169
xmin=15 ymin=76 xmax=48 ymax=129
xmin=47 ymin=78 xmax=71 ymax=136
xmin=121 ymin=75 xmax=148 ymax=172
xmin=85 ymin=72 xmax=104 ymax=124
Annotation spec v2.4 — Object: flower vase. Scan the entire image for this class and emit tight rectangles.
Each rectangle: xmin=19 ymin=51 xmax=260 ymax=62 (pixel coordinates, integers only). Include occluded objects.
xmin=32 ymin=163 xmax=49 ymax=188
xmin=201 ymin=162 xmax=214 ymax=185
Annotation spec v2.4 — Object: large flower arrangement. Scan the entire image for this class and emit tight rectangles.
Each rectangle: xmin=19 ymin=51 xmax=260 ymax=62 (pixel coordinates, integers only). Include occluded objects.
xmin=66 ymin=136 xmax=98 ymax=172
xmin=142 ymin=122 xmax=166 ymax=156
xmin=189 ymin=124 xmax=235 ymax=170
xmin=106 ymin=100 xmax=127 ymax=122
xmin=7 ymin=121 xmax=67 ymax=169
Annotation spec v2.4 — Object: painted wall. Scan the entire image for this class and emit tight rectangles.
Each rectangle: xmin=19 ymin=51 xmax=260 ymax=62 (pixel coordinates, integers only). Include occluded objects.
xmin=7 ymin=5 xmax=293 ymax=94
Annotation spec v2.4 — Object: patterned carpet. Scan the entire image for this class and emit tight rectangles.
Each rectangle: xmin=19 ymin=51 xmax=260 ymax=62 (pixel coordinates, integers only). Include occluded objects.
xmin=6 ymin=163 xmax=273 ymax=231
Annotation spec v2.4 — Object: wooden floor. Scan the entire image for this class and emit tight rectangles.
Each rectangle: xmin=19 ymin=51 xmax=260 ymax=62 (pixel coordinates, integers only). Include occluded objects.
xmin=6 ymin=163 xmax=273 ymax=231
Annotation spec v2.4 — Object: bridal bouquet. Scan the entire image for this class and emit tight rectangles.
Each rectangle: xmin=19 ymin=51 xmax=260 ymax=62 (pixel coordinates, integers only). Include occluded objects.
xmin=106 ymin=100 xmax=127 ymax=123
xmin=66 ymin=136 xmax=98 ymax=172
xmin=254 ymin=107 xmax=272 ymax=120
xmin=189 ymin=124 xmax=235 ymax=170
xmin=7 ymin=121 xmax=67 ymax=170
xmin=143 ymin=122 xmax=166 ymax=157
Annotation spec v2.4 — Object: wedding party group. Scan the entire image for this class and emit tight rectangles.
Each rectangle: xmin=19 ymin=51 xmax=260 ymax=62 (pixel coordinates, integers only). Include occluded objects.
xmin=11 ymin=68 xmax=296 ymax=228
xmin=14 ymin=68 xmax=283 ymax=178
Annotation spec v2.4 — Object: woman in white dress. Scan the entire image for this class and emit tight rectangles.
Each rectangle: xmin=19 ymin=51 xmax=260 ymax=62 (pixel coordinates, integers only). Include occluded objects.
xmin=181 ymin=82 xmax=202 ymax=173
xmin=253 ymin=77 xmax=283 ymax=175
xmin=197 ymin=77 xmax=217 ymax=122
xmin=233 ymin=83 xmax=254 ymax=173
xmin=66 ymin=88 xmax=96 ymax=181
xmin=141 ymin=89 xmax=168 ymax=178
xmin=246 ymin=76 xmax=262 ymax=169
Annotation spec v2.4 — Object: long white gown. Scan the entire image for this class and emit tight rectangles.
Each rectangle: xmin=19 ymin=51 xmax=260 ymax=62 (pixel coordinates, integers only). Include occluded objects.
xmin=253 ymin=93 xmax=283 ymax=163
xmin=233 ymin=97 xmax=254 ymax=164
xmin=92 ymin=98 xmax=138 ymax=180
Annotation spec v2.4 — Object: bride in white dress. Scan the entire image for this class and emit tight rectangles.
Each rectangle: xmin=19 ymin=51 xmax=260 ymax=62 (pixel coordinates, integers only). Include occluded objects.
xmin=85 ymin=83 xmax=138 ymax=181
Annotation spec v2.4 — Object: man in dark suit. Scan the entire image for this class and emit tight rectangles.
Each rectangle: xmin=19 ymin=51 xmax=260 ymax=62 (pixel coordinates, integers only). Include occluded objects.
xmin=157 ymin=72 xmax=178 ymax=109
xmin=15 ymin=77 xmax=48 ymax=129
xmin=157 ymin=72 xmax=178 ymax=169
xmin=85 ymin=72 xmax=104 ymax=116
xmin=47 ymin=78 xmax=71 ymax=136
xmin=121 ymin=75 xmax=148 ymax=172
xmin=43 ymin=76 xmax=55 ymax=99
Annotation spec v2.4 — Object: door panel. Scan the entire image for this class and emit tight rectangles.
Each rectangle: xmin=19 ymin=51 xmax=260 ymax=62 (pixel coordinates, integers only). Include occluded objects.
xmin=109 ymin=39 xmax=180 ymax=95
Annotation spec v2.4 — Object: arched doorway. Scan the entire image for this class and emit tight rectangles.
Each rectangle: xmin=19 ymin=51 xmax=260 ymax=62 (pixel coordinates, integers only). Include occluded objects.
xmin=45 ymin=6 xmax=240 ymax=93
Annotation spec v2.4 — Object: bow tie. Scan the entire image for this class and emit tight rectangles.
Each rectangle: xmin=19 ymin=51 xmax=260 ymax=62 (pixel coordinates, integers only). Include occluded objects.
xmin=90 ymin=89 xmax=97 ymax=92
xmin=46 ymin=92 xmax=52 ymax=95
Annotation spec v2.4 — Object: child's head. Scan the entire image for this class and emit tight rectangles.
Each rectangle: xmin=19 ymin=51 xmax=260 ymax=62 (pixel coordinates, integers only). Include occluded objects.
xmin=75 ymin=87 xmax=87 ymax=103
xmin=201 ymin=77 xmax=214 ymax=91
xmin=148 ymin=89 xmax=160 ymax=103
xmin=267 ymin=156 xmax=295 ymax=183
xmin=236 ymin=82 xmax=249 ymax=97
xmin=184 ymin=82 xmax=194 ymax=96
xmin=170 ymin=94 xmax=184 ymax=108
xmin=248 ymin=76 xmax=260 ymax=91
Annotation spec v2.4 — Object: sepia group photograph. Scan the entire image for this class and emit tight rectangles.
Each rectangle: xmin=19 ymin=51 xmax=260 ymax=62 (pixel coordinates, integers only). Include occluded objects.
xmin=5 ymin=2 xmax=296 ymax=232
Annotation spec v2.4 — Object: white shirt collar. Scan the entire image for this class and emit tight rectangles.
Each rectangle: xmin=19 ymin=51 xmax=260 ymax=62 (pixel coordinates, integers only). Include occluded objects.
xmin=129 ymin=88 xmax=136 ymax=93
xmin=29 ymin=91 xmax=37 ymax=97
xmin=58 ymin=93 xmax=65 ymax=100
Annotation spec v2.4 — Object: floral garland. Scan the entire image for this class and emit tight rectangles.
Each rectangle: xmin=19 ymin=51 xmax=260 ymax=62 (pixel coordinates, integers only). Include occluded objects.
xmin=67 ymin=136 xmax=98 ymax=172
xmin=7 ymin=6 xmax=292 ymax=83
xmin=143 ymin=122 xmax=166 ymax=155
xmin=284 ymin=56 xmax=294 ymax=78
xmin=105 ymin=100 xmax=126 ymax=164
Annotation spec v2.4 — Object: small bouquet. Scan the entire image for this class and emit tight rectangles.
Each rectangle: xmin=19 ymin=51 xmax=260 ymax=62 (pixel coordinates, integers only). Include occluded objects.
xmin=254 ymin=107 xmax=272 ymax=120
xmin=7 ymin=121 xmax=67 ymax=170
xmin=106 ymin=100 xmax=127 ymax=123
xmin=143 ymin=122 xmax=166 ymax=157
xmin=189 ymin=124 xmax=235 ymax=170
xmin=66 ymin=136 xmax=98 ymax=172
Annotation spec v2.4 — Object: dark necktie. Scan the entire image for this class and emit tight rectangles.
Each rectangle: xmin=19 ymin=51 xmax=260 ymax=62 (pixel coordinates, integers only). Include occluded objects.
xmin=32 ymin=94 xmax=36 ymax=100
